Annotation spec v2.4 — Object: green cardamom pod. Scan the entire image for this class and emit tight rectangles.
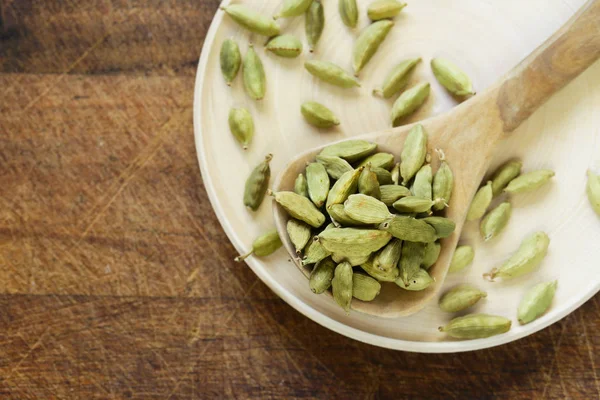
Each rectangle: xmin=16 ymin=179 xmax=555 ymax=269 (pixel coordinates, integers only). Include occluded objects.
xmin=431 ymin=57 xmax=475 ymax=97
xmin=480 ymin=202 xmax=512 ymax=242
xmin=301 ymin=101 xmax=340 ymax=128
xmin=587 ymin=169 xmax=600 ymax=217
xmin=398 ymin=241 xmax=425 ymax=285
xmin=380 ymin=184 xmax=411 ymax=206
xmin=439 ymin=284 xmax=487 ymax=313
xmin=326 ymin=166 xmax=364 ymax=208
xmin=357 ymin=153 xmax=395 ymax=170
xmin=309 ymin=257 xmax=336 ymax=294
xmin=395 ymin=268 xmax=434 ymax=291
xmin=302 ymin=236 xmax=331 ymax=265
xmin=316 ymin=155 xmax=354 ymax=180
xmin=432 ymin=157 xmax=453 ymax=211
xmin=518 ymin=280 xmax=557 ymax=325
xmin=328 ymin=204 xmax=364 ymax=227
xmin=332 ymin=252 xmax=371 ymax=266
xmin=294 ymin=173 xmax=309 ymax=197
xmin=504 ymin=169 xmax=555 ymax=194
xmin=273 ymin=191 xmax=326 ymax=228
xmin=306 ymin=0 xmax=325 ymax=52
xmin=466 ymin=181 xmax=493 ymax=221
xmin=287 ymin=219 xmax=312 ymax=255
xmin=220 ymin=39 xmax=241 ymax=86
xmin=390 ymin=162 xmax=400 ymax=185
xmin=266 ymin=34 xmax=303 ymax=58
xmin=221 ymin=5 xmax=281 ymax=36
xmin=373 ymin=167 xmax=393 ymax=185
xmin=486 ymin=232 xmax=550 ymax=281
xmin=305 ymin=60 xmax=361 ymax=88
xmin=421 ymin=216 xmax=456 ymax=239
xmin=243 ymin=44 xmax=266 ymax=101
xmin=393 ymin=196 xmax=434 ymax=214
xmin=360 ymin=257 xmax=399 ymax=282
xmin=274 ymin=0 xmax=314 ymax=19
xmin=439 ymin=314 xmax=511 ymax=339
xmin=243 ymin=154 xmax=272 ymax=211
xmin=490 ymin=160 xmax=522 ymax=196
xmin=235 ymin=229 xmax=282 ymax=262
xmin=422 ymin=242 xmax=441 ymax=269
xmin=375 ymin=58 xmax=421 ymax=97
xmin=372 ymin=238 xmax=402 ymax=273
xmin=332 ymin=261 xmax=354 ymax=312
xmin=353 ymin=20 xmax=394 ymax=75
xmin=368 ymin=0 xmax=407 ymax=21
xmin=318 ymin=227 xmax=392 ymax=256
xmin=358 ymin=164 xmax=381 ymax=199
xmin=344 ymin=194 xmax=391 ymax=224
xmin=319 ymin=140 xmax=377 ymax=161
xmin=379 ymin=215 xmax=437 ymax=243
xmin=352 ymin=273 xmax=382 ymax=301
xmin=338 ymin=0 xmax=358 ymax=28
xmin=400 ymin=124 xmax=428 ymax=185
xmin=228 ymin=107 xmax=254 ymax=149
xmin=412 ymin=164 xmax=433 ymax=200
xmin=448 ymin=245 xmax=474 ymax=273
xmin=306 ymin=162 xmax=330 ymax=208
xmin=391 ymin=82 xmax=430 ymax=126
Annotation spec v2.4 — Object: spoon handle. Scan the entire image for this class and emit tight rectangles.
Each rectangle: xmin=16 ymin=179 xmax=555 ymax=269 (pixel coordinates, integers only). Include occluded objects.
xmin=497 ymin=0 xmax=600 ymax=132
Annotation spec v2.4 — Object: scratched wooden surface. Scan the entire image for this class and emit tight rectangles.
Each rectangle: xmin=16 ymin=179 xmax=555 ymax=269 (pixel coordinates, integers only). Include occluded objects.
xmin=0 ymin=1 xmax=598 ymax=399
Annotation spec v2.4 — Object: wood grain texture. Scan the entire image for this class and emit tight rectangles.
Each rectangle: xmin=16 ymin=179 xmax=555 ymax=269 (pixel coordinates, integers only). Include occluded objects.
xmin=0 ymin=0 xmax=598 ymax=398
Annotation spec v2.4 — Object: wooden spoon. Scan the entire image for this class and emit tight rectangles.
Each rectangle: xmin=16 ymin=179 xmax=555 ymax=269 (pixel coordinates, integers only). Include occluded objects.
xmin=272 ymin=0 xmax=600 ymax=318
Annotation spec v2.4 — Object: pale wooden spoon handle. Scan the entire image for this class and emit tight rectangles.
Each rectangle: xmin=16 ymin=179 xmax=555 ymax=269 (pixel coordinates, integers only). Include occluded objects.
xmin=497 ymin=0 xmax=600 ymax=132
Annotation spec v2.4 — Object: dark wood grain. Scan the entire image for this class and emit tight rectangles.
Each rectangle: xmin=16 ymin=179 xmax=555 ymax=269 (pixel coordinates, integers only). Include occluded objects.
xmin=0 ymin=1 xmax=598 ymax=399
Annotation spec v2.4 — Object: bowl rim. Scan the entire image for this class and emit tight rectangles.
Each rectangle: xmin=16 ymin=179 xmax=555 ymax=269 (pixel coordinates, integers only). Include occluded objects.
xmin=192 ymin=2 xmax=600 ymax=353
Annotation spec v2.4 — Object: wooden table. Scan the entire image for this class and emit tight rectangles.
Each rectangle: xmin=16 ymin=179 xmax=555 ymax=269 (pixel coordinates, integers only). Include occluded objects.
xmin=0 ymin=1 xmax=598 ymax=398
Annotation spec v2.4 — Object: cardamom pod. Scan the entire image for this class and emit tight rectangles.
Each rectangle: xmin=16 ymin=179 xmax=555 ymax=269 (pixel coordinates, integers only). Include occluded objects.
xmin=357 ymin=153 xmax=395 ymax=170
xmin=380 ymin=184 xmax=411 ymax=206
xmin=344 ymin=194 xmax=391 ymax=224
xmin=391 ymin=82 xmax=430 ymax=126
xmin=353 ymin=20 xmax=394 ymax=75
xmin=448 ymin=245 xmax=474 ymax=273
xmin=316 ymin=155 xmax=354 ymax=180
xmin=328 ymin=203 xmax=363 ymax=226
xmin=379 ymin=215 xmax=437 ymax=243
xmin=301 ymin=101 xmax=340 ymax=128
xmin=266 ymin=34 xmax=303 ymax=58
xmin=332 ymin=252 xmax=371 ymax=266
xmin=486 ymin=232 xmax=550 ymax=281
xmin=220 ymin=39 xmax=241 ymax=86
xmin=243 ymin=154 xmax=272 ymax=211
xmin=243 ymin=44 xmax=266 ymax=101
xmin=221 ymin=5 xmax=281 ymax=37
xmin=274 ymin=0 xmax=314 ymax=19
xmin=360 ymin=257 xmax=399 ymax=281
xmin=272 ymin=191 xmax=326 ymax=228
xmin=421 ymin=216 xmax=456 ymax=239
xmin=391 ymin=162 xmax=400 ymax=184
xmin=393 ymin=196 xmax=433 ymax=213
xmin=305 ymin=60 xmax=361 ymax=88
xmin=306 ymin=0 xmax=325 ymax=52
xmin=373 ymin=167 xmax=393 ymax=185
xmin=422 ymin=242 xmax=441 ymax=269
xmin=302 ymin=236 xmax=331 ymax=265
xmin=374 ymin=58 xmax=420 ymax=98
xmin=398 ymin=241 xmax=425 ymax=285
xmin=504 ymin=169 xmax=555 ymax=194
xmin=358 ymin=164 xmax=381 ymax=199
xmin=309 ymin=257 xmax=336 ymax=294
xmin=587 ymin=169 xmax=600 ymax=217
xmin=332 ymin=261 xmax=353 ymax=312
xmin=338 ymin=0 xmax=358 ymax=28
xmin=294 ymin=173 xmax=309 ymax=197
xmin=319 ymin=140 xmax=377 ymax=162
xmin=352 ymin=273 xmax=382 ymax=301
xmin=518 ymin=280 xmax=558 ymax=325
xmin=395 ymin=268 xmax=434 ymax=291
xmin=439 ymin=284 xmax=487 ymax=313
xmin=431 ymin=57 xmax=475 ymax=96
xmin=372 ymin=238 xmax=402 ymax=273
xmin=368 ymin=0 xmax=407 ymax=21
xmin=466 ymin=181 xmax=493 ymax=221
xmin=228 ymin=107 xmax=254 ymax=149
xmin=412 ymin=164 xmax=433 ymax=200
xmin=318 ymin=227 xmax=392 ymax=256
xmin=480 ymin=202 xmax=512 ymax=242
xmin=235 ymin=229 xmax=282 ymax=262
xmin=432 ymin=157 xmax=453 ymax=211
xmin=306 ymin=162 xmax=330 ymax=208
xmin=438 ymin=314 xmax=511 ymax=339
xmin=287 ymin=219 xmax=312 ymax=255
xmin=400 ymin=124 xmax=427 ymax=185
xmin=490 ymin=160 xmax=522 ymax=196
xmin=326 ymin=167 xmax=364 ymax=208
